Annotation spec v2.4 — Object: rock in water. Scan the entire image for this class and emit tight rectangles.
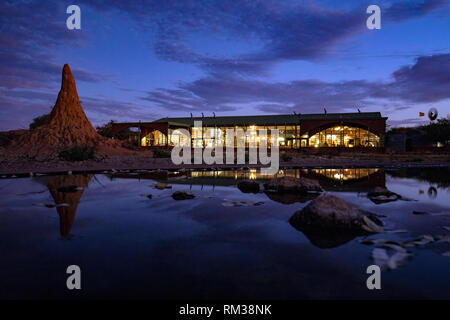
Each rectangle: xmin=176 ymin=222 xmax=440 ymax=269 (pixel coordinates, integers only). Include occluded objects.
xmin=367 ymin=187 xmax=402 ymax=204
xmin=172 ymin=191 xmax=195 ymax=200
xmin=289 ymin=194 xmax=383 ymax=232
xmin=264 ymin=176 xmax=323 ymax=194
xmin=6 ymin=64 xmax=129 ymax=160
xmin=237 ymin=180 xmax=260 ymax=193
xmin=155 ymin=182 xmax=171 ymax=190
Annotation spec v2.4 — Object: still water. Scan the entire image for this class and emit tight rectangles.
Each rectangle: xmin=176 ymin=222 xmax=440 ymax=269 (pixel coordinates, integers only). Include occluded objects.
xmin=0 ymin=167 xmax=449 ymax=299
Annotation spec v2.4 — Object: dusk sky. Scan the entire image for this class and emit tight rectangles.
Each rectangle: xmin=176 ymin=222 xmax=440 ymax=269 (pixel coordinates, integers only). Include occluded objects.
xmin=1 ymin=0 xmax=449 ymax=131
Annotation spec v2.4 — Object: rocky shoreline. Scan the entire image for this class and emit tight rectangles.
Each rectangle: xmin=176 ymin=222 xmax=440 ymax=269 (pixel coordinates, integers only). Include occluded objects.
xmin=0 ymin=154 xmax=449 ymax=176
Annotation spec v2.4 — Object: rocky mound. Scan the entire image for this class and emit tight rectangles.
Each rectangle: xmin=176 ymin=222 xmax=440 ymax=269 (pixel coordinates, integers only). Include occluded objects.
xmin=0 ymin=129 xmax=28 ymax=147
xmin=289 ymin=194 xmax=383 ymax=233
xmin=6 ymin=64 xmax=132 ymax=160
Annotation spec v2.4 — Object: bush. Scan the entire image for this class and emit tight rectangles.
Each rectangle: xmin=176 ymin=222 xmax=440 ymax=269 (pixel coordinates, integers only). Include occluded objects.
xmin=121 ymin=140 xmax=141 ymax=150
xmin=153 ymin=149 xmax=171 ymax=158
xmin=281 ymin=153 xmax=292 ymax=162
xmin=29 ymin=113 xmax=50 ymax=130
xmin=96 ymin=120 xmax=136 ymax=140
xmin=59 ymin=146 xmax=95 ymax=161
xmin=406 ymin=157 xmax=423 ymax=162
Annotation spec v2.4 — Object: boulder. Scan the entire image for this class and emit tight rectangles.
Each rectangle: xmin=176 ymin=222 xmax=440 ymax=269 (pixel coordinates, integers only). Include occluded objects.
xmin=155 ymin=182 xmax=171 ymax=190
xmin=264 ymin=176 xmax=323 ymax=194
xmin=237 ymin=180 xmax=260 ymax=193
xmin=367 ymin=187 xmax=402 ymax=204
xmin=289 ymin=194 xmax=383 ymax=233
xmin=172 ymin=191 xmax=195 ymax=200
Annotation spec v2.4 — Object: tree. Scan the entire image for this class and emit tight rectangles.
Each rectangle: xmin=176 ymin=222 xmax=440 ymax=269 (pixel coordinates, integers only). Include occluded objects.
xmin=421 ymin=116 xmax=450 ymax=146
xmin=387 ymin=116 xmax=450 ymax=146
xmin=29 ymin=113 xmax=50 ymax=130
xmin=96 ymin=120 xmax=135 ymax=140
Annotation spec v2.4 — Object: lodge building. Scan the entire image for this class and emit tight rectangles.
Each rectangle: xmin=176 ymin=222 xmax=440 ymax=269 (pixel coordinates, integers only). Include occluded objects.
xmin=111 ymin=112 xmax=387 ymax=150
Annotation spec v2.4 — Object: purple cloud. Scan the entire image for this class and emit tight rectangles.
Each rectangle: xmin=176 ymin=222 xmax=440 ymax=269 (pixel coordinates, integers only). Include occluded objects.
xmin=82 ymin=0 xmax=449 ymax=76
xmin=0 ymin=1 xmax=104 ymax=90
xmin=384 ymin=0 xmax=449 ymax=21
xmin=141 ymin=53 xmax=450 ymax=114
xmin=0 ymin=0 xmax=448 ymax=130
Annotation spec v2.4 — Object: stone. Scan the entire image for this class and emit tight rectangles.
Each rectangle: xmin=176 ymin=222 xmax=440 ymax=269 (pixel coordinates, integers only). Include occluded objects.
xmin=289 ymin=194 xmax=383 ymax=233
xmin=237 ymin=180 xmax=260 ymax=193
xmin=264 ymin=176 xmax=323 ymax=194
xmin=155 ymin=182 xmax=171 ymax=190
xmin=172 ymin=191 xmax=195 ymax=200
xmin=367 ymin=186 xmax=402 ymax=204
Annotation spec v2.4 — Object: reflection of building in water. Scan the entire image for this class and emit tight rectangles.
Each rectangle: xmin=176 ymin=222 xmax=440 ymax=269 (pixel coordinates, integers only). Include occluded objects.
xmin=311 ymin=168 xmax=378 ymax=181
xmin=38 ymin=174 xmax=93 ymax=238
xmin=303 ymin=168 xmax=385 ymax=192
xmin=110 ymin=168 xmax=385 ymax=191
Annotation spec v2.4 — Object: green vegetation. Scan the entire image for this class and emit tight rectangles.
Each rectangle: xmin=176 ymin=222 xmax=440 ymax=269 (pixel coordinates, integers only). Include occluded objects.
xmin=387 ymin=116 xmax=450 ymax=146
xmin=281 ymin=153 xmax=292 ymax=162
xmin=406 ymin=157 xmax=423 ymax=162
xmin=29 ymin=113 xmax=50 ymax=130
xmin=96 ymin=120 xmax=135 ymax=140
xmin=59 ymin=146 xmax=95 ymax=161
xmin=422 ymin=117 xmax=450 ymax=146
xmin=153 ymin=149 xmax=171 ymax=158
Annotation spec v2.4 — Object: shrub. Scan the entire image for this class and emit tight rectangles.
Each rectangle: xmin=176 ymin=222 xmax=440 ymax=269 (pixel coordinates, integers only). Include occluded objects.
xmin=406 ymin=157 xmax=423 ymax=162
xmin=153 ymin=149 xmax=171 ymax=158
xmin=96 ymin=120 xmax=136 ymax=140
xmin=29 ymin=113 xmax=50 ymax=130
xmin=59 ymin=146 xmax=95 ymax=161
xmin=281 ymin=153 xmax=292 ymax=162
xmin=121 ymin=140 xmax=141 ymax=151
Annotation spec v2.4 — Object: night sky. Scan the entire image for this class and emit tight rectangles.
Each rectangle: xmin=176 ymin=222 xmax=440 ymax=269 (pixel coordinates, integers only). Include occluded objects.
xmin=1 ymin=0 xmax=449 ymax=131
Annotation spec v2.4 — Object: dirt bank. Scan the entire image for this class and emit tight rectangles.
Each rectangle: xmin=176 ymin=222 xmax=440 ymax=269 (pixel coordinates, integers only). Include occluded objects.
xmin=1 ymin=153 xmax=449 ymax=176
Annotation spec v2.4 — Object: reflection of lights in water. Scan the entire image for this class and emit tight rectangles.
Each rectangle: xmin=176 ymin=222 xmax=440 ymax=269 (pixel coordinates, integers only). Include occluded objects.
xmin=333 ymin=173 xmax=343 ymax=180
xmin=187 ymin=168 xmax=379 ymax=182
xmin=313 ymin=168 xmax=379 ymax=181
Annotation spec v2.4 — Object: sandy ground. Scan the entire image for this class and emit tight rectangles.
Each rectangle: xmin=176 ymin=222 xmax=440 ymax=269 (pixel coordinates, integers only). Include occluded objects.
xmin=1 ymin=152 xmax=449 ymax=176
